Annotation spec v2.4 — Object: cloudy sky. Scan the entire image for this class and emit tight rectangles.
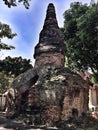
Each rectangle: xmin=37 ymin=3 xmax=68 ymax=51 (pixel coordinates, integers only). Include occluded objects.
xmin=0 ymin=0 xmax=94 ymax=65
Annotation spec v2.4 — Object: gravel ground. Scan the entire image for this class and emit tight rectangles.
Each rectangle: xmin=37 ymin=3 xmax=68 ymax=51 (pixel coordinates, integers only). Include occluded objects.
xmin=0 ymin=115 xmax=58 ymax=130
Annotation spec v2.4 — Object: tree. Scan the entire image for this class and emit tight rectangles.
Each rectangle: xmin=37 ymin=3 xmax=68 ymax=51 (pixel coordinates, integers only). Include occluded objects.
xmin=0 ymin=56 xmax=33 ymax=76
xmin=0 ymin=56 xmax=33 ymax=92
xmin=3 ymin=0 xmax=31 ymax=9
xmin=0 ymin=0 xmax=31 ymax=93
xmin=0 ymin=72 xmax=14 ymax=93
xmin=63 ymin=2 xmax=98 ymax=81
xmin=0 ymin=22 xmax=16 ymax=51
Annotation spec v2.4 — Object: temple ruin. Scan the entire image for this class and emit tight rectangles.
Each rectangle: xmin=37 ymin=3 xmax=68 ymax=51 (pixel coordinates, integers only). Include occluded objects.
xmin=10 ymin=3 xmax=89 ymax=125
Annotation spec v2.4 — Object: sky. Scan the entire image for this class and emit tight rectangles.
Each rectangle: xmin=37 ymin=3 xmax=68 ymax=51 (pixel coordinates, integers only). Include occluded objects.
xmin=0 ymin=0 xmax=95 ymax=65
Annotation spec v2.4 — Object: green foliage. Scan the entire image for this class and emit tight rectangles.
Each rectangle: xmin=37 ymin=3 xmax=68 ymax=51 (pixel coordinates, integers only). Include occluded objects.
xmin=0 ymin=72 xmax=14 ymax=93
xmin=0 ymin=56 xmax=33 ymax=92
xmin=63 ymin=2 xmax=98 ymax=79
xmin=0 ymin=22 xmax=16 ymax=50
xmin=0 ymin=56 xmax=33 ymax=76
xmin=3 ymin=0 xmax=31 ymax=9
xmin=90 ymin=74 xmax=98 ymax=84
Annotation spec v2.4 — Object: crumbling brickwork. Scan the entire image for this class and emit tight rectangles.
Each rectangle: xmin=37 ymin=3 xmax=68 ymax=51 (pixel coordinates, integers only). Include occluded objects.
xmin=34 ymin=53 xmax=65 ymax=68
xmin=34 ymin=3 xmax=66 ymax=69
xmin=10 ymin=3 xmax=89 ymax=126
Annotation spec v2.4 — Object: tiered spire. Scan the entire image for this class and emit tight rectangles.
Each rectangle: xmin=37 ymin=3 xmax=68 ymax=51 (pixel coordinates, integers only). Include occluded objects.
xmin=34 ymin=3 xmax=66 ymax=58
xmin=43 ymin=3 xmax=58 ymax=28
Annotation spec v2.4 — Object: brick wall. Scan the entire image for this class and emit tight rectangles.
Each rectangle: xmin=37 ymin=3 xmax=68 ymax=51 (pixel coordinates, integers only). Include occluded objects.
xmin=34 ymin=53 xmax=65 ymax=68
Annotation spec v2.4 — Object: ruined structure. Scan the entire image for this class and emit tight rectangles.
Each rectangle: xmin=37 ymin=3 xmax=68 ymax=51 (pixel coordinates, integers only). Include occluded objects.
xmin=34 ymin=3 xmax=65 ymax=68
xmin=10 ymin=3 xmax=88 ymax=125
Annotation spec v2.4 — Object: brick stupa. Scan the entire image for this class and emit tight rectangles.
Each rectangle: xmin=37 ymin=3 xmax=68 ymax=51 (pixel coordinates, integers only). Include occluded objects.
xmin=10 ymin=3 xmax=89 ymax=126
xmin=34 ymin=3 xmax=66 ymax=68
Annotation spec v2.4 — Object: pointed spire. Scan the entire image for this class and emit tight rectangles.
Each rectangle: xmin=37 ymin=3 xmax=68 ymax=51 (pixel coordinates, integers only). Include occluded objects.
xmin=43 ymin=3 xmax=58 ymax=28
xmin=34 ymin=3 xmax=66 ymax=59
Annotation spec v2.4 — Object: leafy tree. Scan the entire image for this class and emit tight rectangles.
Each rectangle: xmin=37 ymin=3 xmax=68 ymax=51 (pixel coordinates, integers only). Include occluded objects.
xmin=0 ymin=72 xmax=14 ymax=93
xmin=0 ymin=0 xmax=31 ymax=93
xmin=63 ymin=2 xmax=98 ymax=81
xmin=0 ymin=56 xmax=33 ymax=76
xmin=0 ymin=22 xmax=16 ymax=51
xmin=3 ymin=0 xmax=31 ymax=9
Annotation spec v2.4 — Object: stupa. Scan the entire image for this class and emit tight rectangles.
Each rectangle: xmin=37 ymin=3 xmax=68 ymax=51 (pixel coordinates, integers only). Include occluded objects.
xmin=34 ymin=3 xmax=66 ymax=68
xmin=10 ymin=3 xmax=88 ymax=125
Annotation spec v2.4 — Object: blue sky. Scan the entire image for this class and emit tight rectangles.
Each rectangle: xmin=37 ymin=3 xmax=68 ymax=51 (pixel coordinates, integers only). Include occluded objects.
xmin=0 ymin=0 xmax=95 ymax=65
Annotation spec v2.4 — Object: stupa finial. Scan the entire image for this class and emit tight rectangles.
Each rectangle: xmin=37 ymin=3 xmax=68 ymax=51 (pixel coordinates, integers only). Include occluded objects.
xmin=43 ymin=3 xmax=58 ymax=28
